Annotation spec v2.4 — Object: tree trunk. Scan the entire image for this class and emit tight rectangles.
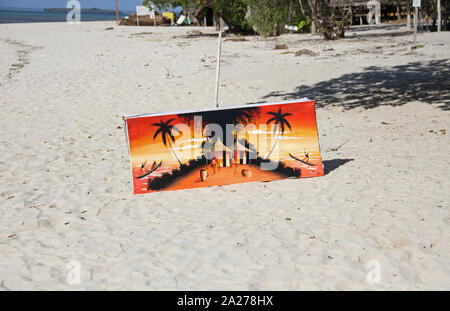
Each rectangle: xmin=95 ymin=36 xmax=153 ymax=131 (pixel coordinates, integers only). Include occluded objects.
xmin=298 ymin=0 xmax=318 ymax=34
xmin=397 ymin=5 xmax=401 ymax=21
xmin=168 ymin=139 xmax=182 ymax=165
xmin=311 ymin=20 xmax=317 ymax=34
xmin=213 ymin=10 xmax=218 ymax=30
xmin=309 ymin=0 xmax=318 ymax=34
xmin=265 ymin=133 xmax=280 ymax=160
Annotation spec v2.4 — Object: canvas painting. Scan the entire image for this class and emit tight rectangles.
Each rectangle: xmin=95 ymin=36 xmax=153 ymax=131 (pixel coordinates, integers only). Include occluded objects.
xmin=124 ymin=99 xmax=324 ymax=194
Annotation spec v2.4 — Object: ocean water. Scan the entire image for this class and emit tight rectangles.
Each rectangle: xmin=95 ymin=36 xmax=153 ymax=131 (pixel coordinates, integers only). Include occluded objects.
xmin=0 ymin=10 xmax=126 ymax=24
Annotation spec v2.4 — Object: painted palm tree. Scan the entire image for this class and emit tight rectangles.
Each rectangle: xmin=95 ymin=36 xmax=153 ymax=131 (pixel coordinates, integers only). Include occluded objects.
xmin=152 ymin=119 xmax=182 ymax=165
xmin=178 ymin=113 xmax=196 ymax=160
xmin=265 ymin=108 xmax=292 ymax=159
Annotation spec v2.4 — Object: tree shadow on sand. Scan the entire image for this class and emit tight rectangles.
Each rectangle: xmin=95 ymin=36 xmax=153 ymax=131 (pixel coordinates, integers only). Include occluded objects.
xmin=349 ymin=23 xmax=406 ymax=33
xmin=262 ymin=59 xmax=449 ymax=111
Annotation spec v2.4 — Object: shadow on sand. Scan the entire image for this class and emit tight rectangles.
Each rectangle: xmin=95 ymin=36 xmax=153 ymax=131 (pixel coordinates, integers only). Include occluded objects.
xmin=349 ymin=23 xmax=407 ymax=33
xmin=323 ymin=159 xmax=354 ymax=175
xmin=345 ymin=23 xmax=413 ymax=39
xmin=262 ymin=59 xmax=450 ymax=111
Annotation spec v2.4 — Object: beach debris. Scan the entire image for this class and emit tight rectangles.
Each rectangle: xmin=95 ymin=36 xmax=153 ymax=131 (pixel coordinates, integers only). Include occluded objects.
xmin=119 ymin=14 xmax=168 ymax=26
xmin=224 ymin=37 xmax=248 ymax=42
xmin=381 ymin=122 xmax=390 ymax=125
xmin=440 ymin=129 xmax=446 ymax=134
xmin=186 ymin=30 xmax=203 ymax=37
xmin=274 ymin=44 xmax=288 ymax=50
xmin=8 ymin=234 xmax=16 ymax=238
xmin=285 ymin=217 xmax=291 ymax=221
xmin=295 ymin=49 xmax=317 ymax=57
xmin=329 ymin=139 xmax=350 ymax=152
xmin=3 ymin=38 xmax=41 ymax=80
xmin=411 ymin=44 xmax=424 ymax=50
xmin=105 ymin=27 xmax=114 ymax=31
xmin=7 ymin=196 xmax=15 ymax=200
xmin=130 ymin=32 xmax=153 ymax=36
xmin=64 ymin=221 xmax=69 ymax=225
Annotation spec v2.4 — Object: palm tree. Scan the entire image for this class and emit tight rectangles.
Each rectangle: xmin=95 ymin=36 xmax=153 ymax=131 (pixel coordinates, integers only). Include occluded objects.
xmin=178 ymin=113 xmax=196 ymax=160
xmin=152 ymin=119 xmax=182 ymax=165
xmin=265 ymin=108 xmax=292 ymax=159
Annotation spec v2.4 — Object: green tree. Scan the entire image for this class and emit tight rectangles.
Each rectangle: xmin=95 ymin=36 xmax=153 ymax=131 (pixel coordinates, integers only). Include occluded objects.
xmin=149 ymin=0 xmax=253 ymax=33
xmin=152 ymin=119 xmax=183 ymax=165
xmin=265 ymin=108 xmax=292 ymax=159
xmin=246 ymin=0 xmax=303 ymax=36
xmin=298 ymin=0 xmax=351 ymax=39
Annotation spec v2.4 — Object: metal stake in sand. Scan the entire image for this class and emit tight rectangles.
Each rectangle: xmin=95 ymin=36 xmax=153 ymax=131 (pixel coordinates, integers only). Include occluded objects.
xmin=215 ymin=27 xmax=223 ymax=107
xmin=438 ymin=0 xmax=441 ymax=32
xmin=116 ymin=0 xmax=119 ymax=24
xmin=413 ymin=2 xmax=419 ymax=46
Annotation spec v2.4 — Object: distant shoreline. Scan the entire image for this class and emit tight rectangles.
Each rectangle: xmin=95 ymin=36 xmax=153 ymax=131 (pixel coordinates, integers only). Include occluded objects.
xmin=0 ymin=9 xmax=127 ymax=24
xmin=43 ymin=8 xmax=126 ymax=15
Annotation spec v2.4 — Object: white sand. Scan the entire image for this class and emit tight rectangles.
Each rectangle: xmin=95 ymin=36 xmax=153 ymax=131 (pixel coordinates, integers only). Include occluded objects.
xmin=0 ymin=21 xmax=449 ymax=290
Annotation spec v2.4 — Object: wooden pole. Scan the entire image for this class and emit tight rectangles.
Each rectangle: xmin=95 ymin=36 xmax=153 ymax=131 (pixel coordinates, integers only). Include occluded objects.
xmin=438 ymin=0 xmax=441 ymax=32
xmin=407 ymin=0 xmax=411 ymax=29
xmin=215 ymin=27 xmax=223 ymax=107
xmin=420 ymin=3 xmax=423 ymax=30
xmin=116 ymin=0 xmax=119 ymax=24
xmin=153 ymin=5 xmax=156 ymax=27
xmin=414 ymin=6 xmax=418 ymax=46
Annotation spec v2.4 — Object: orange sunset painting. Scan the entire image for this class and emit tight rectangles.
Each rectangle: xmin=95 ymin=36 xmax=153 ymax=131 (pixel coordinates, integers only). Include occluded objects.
xmin=124 ymin=99 xmax=324 ymax=194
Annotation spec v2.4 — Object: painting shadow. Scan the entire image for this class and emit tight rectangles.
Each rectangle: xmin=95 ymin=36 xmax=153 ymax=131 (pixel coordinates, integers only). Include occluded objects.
xmin=323 ymin=158 xmax=354 ymax=175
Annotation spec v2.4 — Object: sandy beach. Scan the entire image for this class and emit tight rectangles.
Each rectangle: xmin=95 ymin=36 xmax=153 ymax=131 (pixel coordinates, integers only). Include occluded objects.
xmin=0 ymin=21 xmax=449 ymax=290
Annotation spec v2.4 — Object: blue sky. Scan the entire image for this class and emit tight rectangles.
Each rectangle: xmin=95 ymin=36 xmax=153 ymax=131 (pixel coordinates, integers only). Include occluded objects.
xmin=0 ymin=0 xmax=150 ymax=11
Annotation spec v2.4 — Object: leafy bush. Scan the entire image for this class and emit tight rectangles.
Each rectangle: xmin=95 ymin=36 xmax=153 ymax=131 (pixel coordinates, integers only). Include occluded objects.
xmin=246 ymin=0 xmax=304 ymax=36
xmin=297 ymin=18 xmax=311 ymax=32
xmin=149 ymin=0 xmax=253 ymax=34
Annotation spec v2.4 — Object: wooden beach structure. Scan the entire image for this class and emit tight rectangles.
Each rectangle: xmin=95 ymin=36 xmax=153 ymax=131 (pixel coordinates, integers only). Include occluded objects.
xmin=332 ymin=0 xmax=444 ymax=31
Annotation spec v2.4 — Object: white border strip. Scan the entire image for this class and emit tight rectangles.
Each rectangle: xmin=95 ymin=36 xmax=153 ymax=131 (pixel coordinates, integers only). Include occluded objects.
xmin=123 ymin=98 xmax=312 ymax=120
